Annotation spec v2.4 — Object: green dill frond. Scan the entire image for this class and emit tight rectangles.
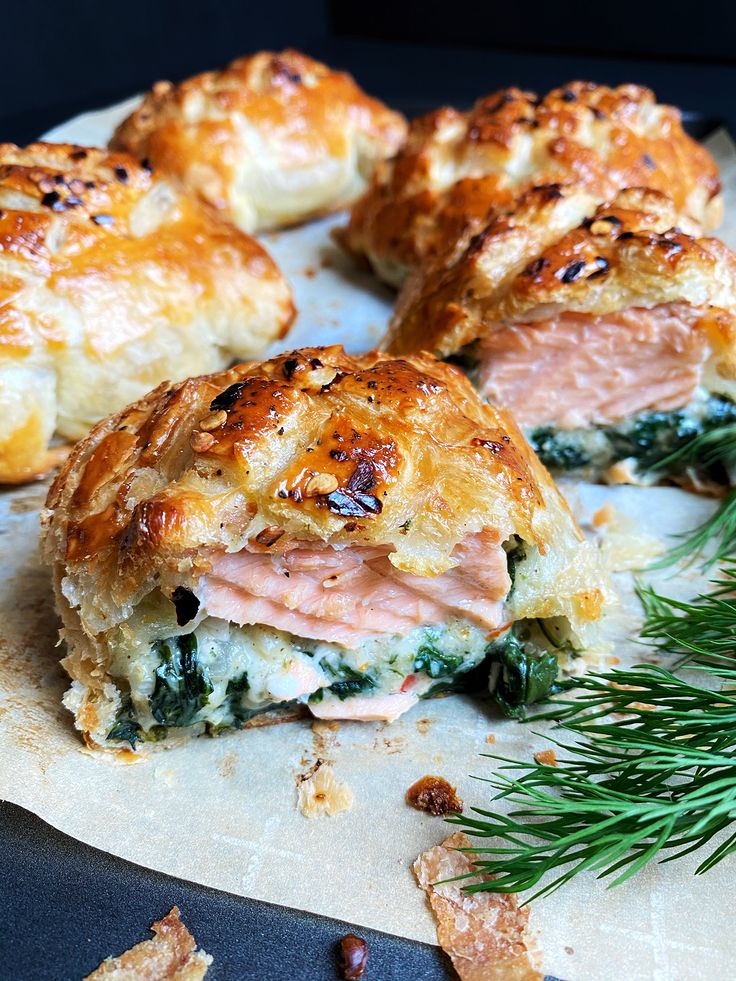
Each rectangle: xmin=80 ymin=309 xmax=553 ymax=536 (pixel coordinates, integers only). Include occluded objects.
xmin=646 ymin=421 xmax=736 ymax=568
xmin=647 ymin=421 xmax=736 ymax=477
xmin=648 ymin=489 xmax=736 ymax=570
xmin=451 ymin=565 xmax=736 ymax=898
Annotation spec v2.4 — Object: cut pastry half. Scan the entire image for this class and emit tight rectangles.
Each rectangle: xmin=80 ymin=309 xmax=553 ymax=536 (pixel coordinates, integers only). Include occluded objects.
xmin=42 ymin=347 xmax=610 ymax=752
xmin=0 ymin=142 xmax=294 ymax=484
xmin=337 ymin=81 xmax=722 ymax=287
xmin=386 ymin=186 xmax=736 ymax=486
xmin=111 ymin=49 xmax=407 ymax=233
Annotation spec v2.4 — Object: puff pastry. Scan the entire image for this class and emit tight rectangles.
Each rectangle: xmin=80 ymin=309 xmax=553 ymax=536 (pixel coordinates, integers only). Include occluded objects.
xmin=42 ymin=346 xmax=608 ymax=751
xmin=0 ymin=142 xmax=294 ymax=483
xmin=387 ymin=185 xmax=736 ymax=482
xmin=338 ymin=82 xmax=722 ymax=286
xmin=111 ymin=49 xmax=407 ymax=233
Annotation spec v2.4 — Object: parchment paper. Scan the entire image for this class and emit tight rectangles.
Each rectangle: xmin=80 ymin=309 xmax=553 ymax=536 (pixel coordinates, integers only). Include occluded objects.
xmin=0 ymin=102 xmax=732 ymax=981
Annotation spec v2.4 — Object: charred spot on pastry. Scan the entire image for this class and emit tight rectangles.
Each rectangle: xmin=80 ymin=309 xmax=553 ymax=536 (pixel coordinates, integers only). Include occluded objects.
xmin=558 ymin=259 xmax=586 ymax=283
xmin=141 ymin=157 xmax=154 ymax=173
xmin=472 ymin=438 xmax=505 ymax=454
xmin=65 ymin=196 xmax=83 ymax=207
xmin=41 ymin=190 xmax=64 ymax=210
xmin=587 ymin=256 xmax=610 ymax=279
xmin=114 ymin=166 xmax=129 ymax=183
xmin=536 ymin=182 xmax=564 ymax=201
xmin=325 ymin=488 xmax=382 ymax=518
xmin=69 ymin=148 xmax=88 ymax=160
xmin=592 ymin=107 xmax=606 ymax=120
xmin=642 ymin=153 xmax=657 ymax=170
xmin=347 ymin=460 xmax=377 ymax=493
xmin=524 ymin=256 xmax=550 ymax=278
xmin=171 ymin=586 xmax=200 ymax=626
xmin=283 ymin=358 xmax=299 ymax=380
xmin=91 ymin=213 xmax=114 ymax=226
xmin=309 ymin=357 xmax=323 ymax=369
xmin=254 ymin=525 xmax=285 ymax=547
xmin=561 ymin=89 xmax=577 ymax=102
xmin=210 ymin=381 xmax=247 ymax=412
xmin=330 ymin=449 xmax=348 ymax=461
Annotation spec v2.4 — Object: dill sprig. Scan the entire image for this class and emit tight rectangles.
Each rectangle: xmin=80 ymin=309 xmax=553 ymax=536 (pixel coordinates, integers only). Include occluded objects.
xmin=648 ymin=423 xmax=736 ymax=568
xmin=449 ymin=571 xmax=736 ymax=899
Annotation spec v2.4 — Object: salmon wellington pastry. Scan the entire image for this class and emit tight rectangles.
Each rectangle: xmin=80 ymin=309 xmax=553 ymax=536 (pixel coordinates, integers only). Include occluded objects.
xmin=338 ymin=81 xmax=721 ymax=287
xmin=0 ymin=143 xmax=294 ymax=484
xmin=112 ymin=49 xmax=407 ymax=233
xmin=42 ymin=347 xmax=609 ymax=751
xmin=386 ymin=186 xmax=736 ymax=485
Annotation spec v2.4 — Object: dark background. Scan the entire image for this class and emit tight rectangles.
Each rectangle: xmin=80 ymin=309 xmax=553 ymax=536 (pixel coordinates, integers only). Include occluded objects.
xmin=3 ymin=0 xmax=736 ymax=142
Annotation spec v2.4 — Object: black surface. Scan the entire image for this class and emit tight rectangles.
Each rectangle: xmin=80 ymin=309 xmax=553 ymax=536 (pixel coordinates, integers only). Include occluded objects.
xmin=0 ymin=800 xmax=457 ymax=980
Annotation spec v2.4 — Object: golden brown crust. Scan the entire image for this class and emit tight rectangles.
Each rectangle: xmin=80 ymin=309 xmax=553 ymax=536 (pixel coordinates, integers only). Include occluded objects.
xmin=112 ymin=49 xmax=407 ymax=232
xmin=44 ymin=346 xmax=561 ymax=592
xmin=386 ymin=185 xmax=736 ymax=362
xmin=0 ymin=142 xmax=294 ymax=484
xmin=83 ymin=907 xmax=211 ymax=980
xmin=339 ymin=82 xmax=722 ymax=286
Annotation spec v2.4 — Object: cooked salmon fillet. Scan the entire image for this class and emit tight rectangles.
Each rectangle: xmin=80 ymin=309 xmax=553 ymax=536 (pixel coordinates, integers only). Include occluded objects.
xmin=204 ymin=530 xmax=511 ymax=648
xmin=476 ymin=304 xmax=708 ymax=429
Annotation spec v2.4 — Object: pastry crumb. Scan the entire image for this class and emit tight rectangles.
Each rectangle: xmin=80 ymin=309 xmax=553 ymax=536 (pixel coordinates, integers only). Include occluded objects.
xmin=406 ymin=775 xmax=463 ymax=816
xmin=533 ymin=749 xmax=557 ymax=767
xmin=84 ymin=906 xmax=211 ymax=979
xmin=414 ymin=833 xmax=541 ymax=981
xmin=298 ymin=759 xmax=354 ymax=817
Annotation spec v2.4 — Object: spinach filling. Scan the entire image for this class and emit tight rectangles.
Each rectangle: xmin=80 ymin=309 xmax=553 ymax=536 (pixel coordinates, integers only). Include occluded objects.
xmin=107 ymin=693 xmax=142 ymax=749
xmin=529 ymin=395 xmax=736 ymax=479
xmin=150 ymin=634 xmax=213 ymax=727
xmin=487 ymin=621 xmax=571 ymax=718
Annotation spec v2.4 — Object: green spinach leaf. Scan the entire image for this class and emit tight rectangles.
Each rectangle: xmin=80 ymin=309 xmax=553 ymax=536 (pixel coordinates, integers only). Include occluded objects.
xmin=413 ymin=641 xmax=465 ymax=679
xmin=107 ymin=693 xmax=141 ymax=748
xmin=489 ymin=628 xmax=561 ymax=719
xmin=150 ymin=634 xmax=213 ymax=727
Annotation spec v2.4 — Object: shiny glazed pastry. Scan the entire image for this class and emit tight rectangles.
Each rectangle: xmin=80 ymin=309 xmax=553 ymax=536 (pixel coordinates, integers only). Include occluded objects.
xmin=386 ymin=185 xmax=736 ymax=484
xmin=111 ymin=49 xmax=407 ymax=233
xmin=0 ymin=142 xmax=294 ymax=484
xmin=337 ymin=82 xmax=722 ymax=286
xmin=42 ymin=346 xmax=609 ymax=752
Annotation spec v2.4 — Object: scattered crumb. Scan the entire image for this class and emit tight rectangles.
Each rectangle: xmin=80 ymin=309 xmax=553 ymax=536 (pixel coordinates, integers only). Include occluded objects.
xmin=414 ymin=833 xmax=541 ymax=981
xmin=407 ymin=775 xmax=463 ymax=816
xmin=339 ymin=934 xmax=369 ymax=979
xmin=297 ymin=759 xmax=354 ymax=817
xmin=383 ymin=735 xmax=406 ymax=755
xmin=605 ymin=459 xmax=638 ymax=485
xmin=303 ymin=265 xmax=317 ymax=278
xmin=591 ymin=503 xmax=616 ymax=528
xmin=311 ymin=719 xmax=340 ymax=755
xmin=485 ymin=734 xmax=496 ymax=745
xmin=564 ymin=947 xmax=574 ymax=955
xmin=83 ymin=906 xmax=211 ymax=979
xmin=416 ymin=717 xmax=433 ymax=735
xmin=217 ymin=752 xmax=237 ymax=779
xmin=533 ymin=749 xmax=557 ymax=767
